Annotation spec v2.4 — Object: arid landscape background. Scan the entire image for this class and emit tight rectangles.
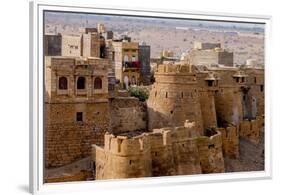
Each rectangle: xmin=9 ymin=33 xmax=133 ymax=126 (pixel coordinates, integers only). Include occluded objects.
xmin=45 ymin=12 xmax=264 ymax=65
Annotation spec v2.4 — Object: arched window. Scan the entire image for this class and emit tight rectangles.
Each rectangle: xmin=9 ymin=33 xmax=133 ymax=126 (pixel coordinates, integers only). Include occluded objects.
xmin=94 ymin=77 xmax=102 ymax=89
xmin=59 ymin=77 xmax=68 ymax=90
xmin=77 ymin=77 xmax=86 ymax=89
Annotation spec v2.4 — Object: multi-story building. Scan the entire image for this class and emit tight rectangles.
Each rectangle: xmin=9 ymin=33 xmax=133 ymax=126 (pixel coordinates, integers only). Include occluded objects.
xmin=183 ymin=42 xmax=234 ymax=67
xmin=44 ymin=25 xmax=114 ymax=169
xmin=44 ymin=56 xmax=111 ymax=168
xmin=139 ymin=43 xmax=151 ymax=85
xmin=112 ymin=40 xmax=140 ymax=88
xmin=44 ymin=27 xmax=107 ymax=58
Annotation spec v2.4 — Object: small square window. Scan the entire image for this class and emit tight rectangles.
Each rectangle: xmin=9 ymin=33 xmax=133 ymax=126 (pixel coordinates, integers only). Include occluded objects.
xmin=76 ymin=112 xmax=83 ymax=122
xmin=207 ymin=80 xmax=213 ymax=87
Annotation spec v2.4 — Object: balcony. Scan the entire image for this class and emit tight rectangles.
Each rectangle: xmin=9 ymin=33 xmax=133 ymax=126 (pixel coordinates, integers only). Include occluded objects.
xmin=123 ymin=61 xmax=140 ymax=71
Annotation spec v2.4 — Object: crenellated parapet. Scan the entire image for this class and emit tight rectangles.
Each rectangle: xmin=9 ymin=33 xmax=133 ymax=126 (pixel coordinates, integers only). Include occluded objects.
xmin=94 ymin=132 xmax=152 ymax=180
xmin=103 ymin=132 xmax=150 ymax=156
xmin=239 ymin=116 xmax=264 ymax=144
xmin=93 ymin=120 xmax=225 ymax=179
xmin=154 ymin=64 xmax=196 ymax=84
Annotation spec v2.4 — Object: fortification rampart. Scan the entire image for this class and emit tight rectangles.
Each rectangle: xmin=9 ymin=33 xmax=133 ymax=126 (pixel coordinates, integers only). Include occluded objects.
xmin=148 ymin=64 xmax=204 ymax=135
xmin=239 ymin=116 xmax=263 ymax=144
xmin=93 ymin=121 xmax=224 ymax=180
xmin=109 ymin=97 xmax=147 ymax=134
xmin=196 ymin=131 xmax=225 ymax=173
xmin=94 ymin=133 xmax=152 ymax=179
xmin=217 ymin=126 xmax=239 ymax=158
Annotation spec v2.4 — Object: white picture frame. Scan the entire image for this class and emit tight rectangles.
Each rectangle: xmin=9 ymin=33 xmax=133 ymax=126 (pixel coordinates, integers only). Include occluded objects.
xmin=29 ymin=0 xmax=272 ymax=194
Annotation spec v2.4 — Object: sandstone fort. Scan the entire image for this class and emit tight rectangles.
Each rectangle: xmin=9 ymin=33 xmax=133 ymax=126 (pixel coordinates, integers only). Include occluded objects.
xmin=43 ymin=23 xmax=264 ymax=182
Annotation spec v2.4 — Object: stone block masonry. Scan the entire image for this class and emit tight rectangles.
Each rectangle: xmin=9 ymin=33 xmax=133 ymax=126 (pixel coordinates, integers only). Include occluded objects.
xmin=45 ymin=102 xmax=109 ymax=168
xmin=93 ymin=121 xmax=225 ymax=180
xmin=147 ymin=64 xmax=204 ymax=135
xmin=109 ymin=97 xmax=147 ymax=134
xmin=239 ymin=117 xmax=263 ymax=144
xmin=217 ymin=126 xmax=239 ymax=159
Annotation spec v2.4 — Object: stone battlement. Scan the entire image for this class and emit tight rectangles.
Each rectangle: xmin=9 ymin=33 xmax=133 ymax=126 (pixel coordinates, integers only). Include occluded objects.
xmin=156 ymin=64 xmax=193 ymax=75
xmin=104 ymin=132 xmax=150 ymax=156
xmin=239 ymin=117 xmax=264 ymax=144
xmin=93 ymin=120 xmax=225 ymax=179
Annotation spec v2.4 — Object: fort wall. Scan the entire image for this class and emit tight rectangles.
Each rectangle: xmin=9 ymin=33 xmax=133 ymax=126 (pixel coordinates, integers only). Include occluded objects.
xmin=45 ymin=102 xmax=109 ymax=168
xmin=239 ymin=116 xmax=263 ymax=144
xmin=170 ymin=125 xmax=202 ymax=175
xmin=109 ymin=97 xmax=147 ymax=134
xmin=197 ymin=131 xmax=225 ymax=173
xmin=95 ymin=133 xmax=152 ymax=179
xmin=217 ymin=126 xmax=239 ymax=158
xmin=210 ymin=69 xmax=244 ymax=126
xmin=147 ymin=130 xmax=176 ymax=176
xmin=93 ymin=121 xmax=224 ymax=180
xmin=196 ymin=72 xmax=219 ymax=129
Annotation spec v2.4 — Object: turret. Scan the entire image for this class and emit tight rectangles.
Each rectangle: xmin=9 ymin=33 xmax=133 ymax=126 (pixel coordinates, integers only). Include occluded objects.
xmin=147 ymin=64 xmax=204 ymax=135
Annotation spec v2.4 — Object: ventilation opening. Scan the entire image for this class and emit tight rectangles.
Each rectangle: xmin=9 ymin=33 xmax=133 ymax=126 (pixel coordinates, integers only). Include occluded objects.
xmin=207 ymin=80 xmax=213 ymax=87
xmin=208 ymin=144 xmax=215 ymax=149
xmin=170 ymin=110 xmax=173 ymax=114
xmin=260 ymin=85 xmax=264 ymax=92
xmin=100 ymin=45 xmax=106 ymax=58
xmin=76 ymin=112 xmax=83 ymax=122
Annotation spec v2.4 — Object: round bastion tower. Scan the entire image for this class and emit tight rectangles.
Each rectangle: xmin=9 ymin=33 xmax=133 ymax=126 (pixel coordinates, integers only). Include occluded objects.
xmin=147 ymin=64 xmax=204 ymax=135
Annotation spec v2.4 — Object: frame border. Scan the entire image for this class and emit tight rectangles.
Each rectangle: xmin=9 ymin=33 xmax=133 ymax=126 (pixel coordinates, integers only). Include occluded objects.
xmin=30 ymin=0 xmax=272 ymax=194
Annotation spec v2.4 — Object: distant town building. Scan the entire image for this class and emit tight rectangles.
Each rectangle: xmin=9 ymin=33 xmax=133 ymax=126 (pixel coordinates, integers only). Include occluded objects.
xmin=102 ymin=31 xmax=113 ymax=40
xmin=44 ymin=34 xmax=62 ymax=56
xmin=161 ymin=50 xmax=174 ymax=58
xmin=44 ymin=29 xmax=106 ymax=58
xmin=183 ymin=42 xmax=234 ymax=67
xmin=246 ymin=59 xmax=258 ymax=67
xmin=194 ymin=41 xmax=221 ymax=50
xmin=139 ymin=42 xmax=151 ymax=85
xmin=97 ymin=23 xmax=106 ymax=34
xmin=112 ymin=39 xmax=140 ymax=88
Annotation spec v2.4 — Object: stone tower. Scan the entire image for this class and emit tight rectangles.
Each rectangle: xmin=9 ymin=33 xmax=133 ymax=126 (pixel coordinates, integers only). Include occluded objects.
xmin=147 ymin=64 xmax=204 ymax=135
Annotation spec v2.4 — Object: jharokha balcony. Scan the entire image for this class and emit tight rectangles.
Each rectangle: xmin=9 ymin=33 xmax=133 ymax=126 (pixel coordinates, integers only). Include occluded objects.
xmin=123 ymin=61 xmax=140 ymax=71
